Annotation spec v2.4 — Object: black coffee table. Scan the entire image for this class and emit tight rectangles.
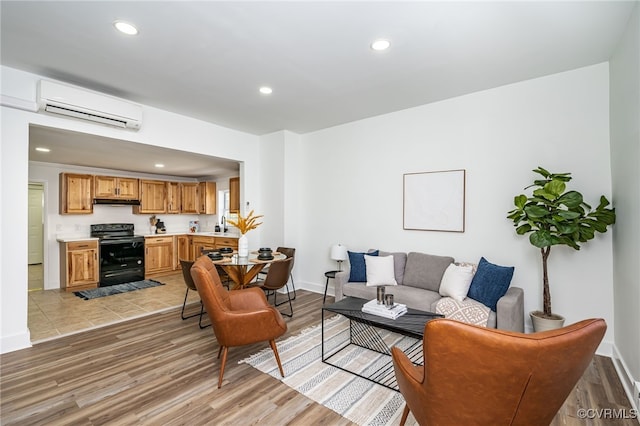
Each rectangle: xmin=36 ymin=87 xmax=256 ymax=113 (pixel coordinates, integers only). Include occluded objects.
xmin=322 ymin=296 xmax=443 ymax=391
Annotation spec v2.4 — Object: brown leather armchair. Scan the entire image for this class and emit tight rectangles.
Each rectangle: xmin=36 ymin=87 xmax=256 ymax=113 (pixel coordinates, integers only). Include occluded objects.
xmin=191 ymin=255 xmax=288 ymax=388
xmin=252 ymin=257 xmax=294 ymax=317
xmin=391 ymin=318 xmax=606 ymax=426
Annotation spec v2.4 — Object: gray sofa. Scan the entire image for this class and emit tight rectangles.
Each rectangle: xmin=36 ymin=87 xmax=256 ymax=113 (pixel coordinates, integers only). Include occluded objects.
xmin=334 ymin=250 xmax=524 ymax=332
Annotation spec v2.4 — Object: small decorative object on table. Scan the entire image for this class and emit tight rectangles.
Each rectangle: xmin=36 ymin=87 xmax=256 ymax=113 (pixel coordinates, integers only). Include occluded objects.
xmin=362 ymin=299 xmax=407 ymax=319
xmin=227 ymin=210 xmax=263 ymax=257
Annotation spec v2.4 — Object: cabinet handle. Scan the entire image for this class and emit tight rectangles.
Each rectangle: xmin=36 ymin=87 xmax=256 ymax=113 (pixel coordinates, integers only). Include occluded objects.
xmin=77 ymin=245 xmax=89 ymax=248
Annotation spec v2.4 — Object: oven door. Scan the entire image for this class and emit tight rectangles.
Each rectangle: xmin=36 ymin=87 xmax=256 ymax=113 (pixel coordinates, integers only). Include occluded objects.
xmin=99 ymin=238 xmax=145 ymax=286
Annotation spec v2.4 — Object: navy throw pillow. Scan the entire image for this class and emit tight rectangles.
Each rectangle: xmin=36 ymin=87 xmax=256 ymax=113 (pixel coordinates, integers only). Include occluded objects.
xmin=348 ymin=250 xmax=379 ymax=282
xmin=467 ymin=257 xmax=514 ymax=312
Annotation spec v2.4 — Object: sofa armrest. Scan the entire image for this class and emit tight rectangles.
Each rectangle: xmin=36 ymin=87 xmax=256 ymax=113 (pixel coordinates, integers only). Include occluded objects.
xmin=496 ymin=286 xmax=524 ymax=332
xmin=334 ymin=270 xmax=350 ymax=301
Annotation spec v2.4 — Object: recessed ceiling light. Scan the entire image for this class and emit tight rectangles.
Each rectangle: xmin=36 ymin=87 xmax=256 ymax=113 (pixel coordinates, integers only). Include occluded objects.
xmin=371 ymin=39 xmax=390 ymax=51
xmin=35 ymin=147 xmax=50 ymax=152
xmin=113 ymin=20 xmax=139 ymax=36
xmin=155 ymin=163 xmax=165 ymax=168
xmin=259 ymin=87 xmax=273 ymax=95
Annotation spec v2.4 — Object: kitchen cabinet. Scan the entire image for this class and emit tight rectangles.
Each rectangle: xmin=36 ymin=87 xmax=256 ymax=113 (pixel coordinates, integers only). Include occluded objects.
xmin=229 ymin=177 xmax=240 ymax=213
xmin=60 ymin=240 xmax=99 ymax=291
xmin=199 ymin=181 xmax=217 ymax=214
xmin=215 ymin=236 xmax=239 ymax=250
xmin=166 ymin=182 xmax=180 ymax=214
xmin=176 ymin=235 xmax=193 ymax=264
xmin=94 ymin=175 xmax=139 ymax=200
xmin=59 ymin=173 xmax=94 ymax=214
xmin=193 ymin=236 xmax=216 ymax=259
xmin=180 ymin=183 xmax=199 ymax=214
xmin=135 ymin=179 xmax=166 ymax=214
xmin=145 ymin=236 xmax=174 ymax=277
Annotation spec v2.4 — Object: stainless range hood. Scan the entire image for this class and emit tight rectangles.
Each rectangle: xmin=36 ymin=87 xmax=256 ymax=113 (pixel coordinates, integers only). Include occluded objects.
xmin=93 ymin=198 xmax=141 ymax=206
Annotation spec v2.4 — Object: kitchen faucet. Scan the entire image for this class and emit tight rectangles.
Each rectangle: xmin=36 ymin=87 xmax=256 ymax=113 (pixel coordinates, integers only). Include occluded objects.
xmin=222 ymin=216 xmax=227 ymax=233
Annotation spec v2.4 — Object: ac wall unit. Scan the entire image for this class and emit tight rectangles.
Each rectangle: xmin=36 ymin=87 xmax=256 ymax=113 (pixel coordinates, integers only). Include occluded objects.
xmin=37 ymin=80 xmax=142 ymax=130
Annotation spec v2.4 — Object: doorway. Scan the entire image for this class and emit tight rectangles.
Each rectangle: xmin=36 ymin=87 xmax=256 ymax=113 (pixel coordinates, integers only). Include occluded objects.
xmin=28 ymin=182 xmax=45 ymax=291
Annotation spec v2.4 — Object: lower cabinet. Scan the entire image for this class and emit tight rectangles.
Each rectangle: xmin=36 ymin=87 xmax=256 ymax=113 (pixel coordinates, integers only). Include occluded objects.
xmin=192 ymin=236 xmax=216 ymax=259
xmin=145 ymin=236 xmax=174 ymax=277
xmin=215 ymin=237 xmax=239 ymax=251
xmin=60 ymin=240 xmax=99 ymax=291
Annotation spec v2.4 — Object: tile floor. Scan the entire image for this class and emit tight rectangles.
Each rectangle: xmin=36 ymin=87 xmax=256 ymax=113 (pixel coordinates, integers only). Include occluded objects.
xmin=28 ymin=270 xmax=201 ymax=342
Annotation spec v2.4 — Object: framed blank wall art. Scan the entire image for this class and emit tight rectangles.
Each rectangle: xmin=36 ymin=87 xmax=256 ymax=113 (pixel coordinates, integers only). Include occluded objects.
xmin=403 ymin=169 xmax=466 ymax=232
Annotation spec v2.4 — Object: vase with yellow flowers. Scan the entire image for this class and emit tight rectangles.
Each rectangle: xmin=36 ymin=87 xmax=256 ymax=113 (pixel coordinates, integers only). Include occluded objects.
xmin=227 ymin=210 xmax=263 ymax=257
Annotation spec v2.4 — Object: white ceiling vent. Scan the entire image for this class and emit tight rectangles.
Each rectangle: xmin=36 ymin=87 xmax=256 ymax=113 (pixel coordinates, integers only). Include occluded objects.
xmin=37 ymin=80 xmax=142 ymax=130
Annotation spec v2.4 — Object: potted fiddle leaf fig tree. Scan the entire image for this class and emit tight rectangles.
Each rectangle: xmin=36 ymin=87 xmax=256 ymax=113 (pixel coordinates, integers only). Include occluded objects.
xmin=507 ymin=167 xmax=616 ymax=332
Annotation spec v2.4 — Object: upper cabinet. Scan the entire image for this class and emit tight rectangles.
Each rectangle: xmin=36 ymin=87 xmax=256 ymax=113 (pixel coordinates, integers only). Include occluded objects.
xmin=94 ymin=175 xmax=139 ymax=200
xmin=180 ymin=183 xmax=199 ymax=214
xmin=199 ymin=182 xmax=217 ymax=215
xmin=60 ymin=173 xmax=94 ymax=214
xmin=166 ymin=182 xmax=180 ymax=214
xmin=229 ymin=177 xmax=240 ymax=213
xmin=134 ymin=179 xmax=167 ymax=214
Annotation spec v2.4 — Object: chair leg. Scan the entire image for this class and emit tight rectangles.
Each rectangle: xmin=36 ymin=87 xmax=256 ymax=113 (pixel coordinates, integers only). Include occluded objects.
xmin=181 ymin=288 xmax=201 ymax=320
xmin=198 ymin=302 xmax=210 ymax=329
xmin=274 ymin=287 xmax=293 ymax=318
xmin=289 ymin=273 xmax=297 ymax=300
xmin=269 ymin=339 xmax=285 ymax=378
xmin=218 ymin=346 xmax=228 ymax=388
xmin=217 ymin=346 xmax=223 ymax=359
xmin=400 ymin=404 xmax=410 ymax=426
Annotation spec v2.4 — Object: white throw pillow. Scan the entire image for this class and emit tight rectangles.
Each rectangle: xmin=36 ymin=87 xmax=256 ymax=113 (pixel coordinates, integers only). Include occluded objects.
xmin=439 ymin=263 xmax=475 ymax=301
xmin=364 ymin=255 xmax=398 ymax=287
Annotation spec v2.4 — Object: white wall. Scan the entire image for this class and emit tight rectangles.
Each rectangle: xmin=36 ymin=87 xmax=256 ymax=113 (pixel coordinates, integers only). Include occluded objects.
xmin=295 ymin=64 xmax=615 ymax=348
xmin=610 ymin=1 xmax=640 ymax=399
xmin=0 ymin=66 xmax=261 ymax=353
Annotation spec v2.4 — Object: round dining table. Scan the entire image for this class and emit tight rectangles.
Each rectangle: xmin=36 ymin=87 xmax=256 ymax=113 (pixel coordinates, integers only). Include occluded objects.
xmin=207 ymin=251 xmax=286 ymax=290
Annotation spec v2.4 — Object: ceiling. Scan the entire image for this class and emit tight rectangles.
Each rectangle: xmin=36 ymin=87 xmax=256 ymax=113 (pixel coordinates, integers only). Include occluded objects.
xmin=1 ymin=1 xmax=635 ymax=177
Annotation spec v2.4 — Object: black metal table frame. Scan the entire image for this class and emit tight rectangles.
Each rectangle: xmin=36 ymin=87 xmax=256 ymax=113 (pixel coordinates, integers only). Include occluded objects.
xmin=321 ymin=297 xmax=443 ymax=391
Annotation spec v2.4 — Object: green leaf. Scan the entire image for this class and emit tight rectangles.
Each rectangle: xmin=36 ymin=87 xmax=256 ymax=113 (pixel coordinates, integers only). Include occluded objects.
xmin=533 ymin=188 xmax=556 ymax=201
xmin=516 ymin=224 xmax=532 ymax=235
xmin=530 ymin=230 xmax=553 ymax=248
xmin=514 ymin=194 xmax=527 ymax=209
xmin=545 ymin=179 xmax=566 ymax=197
xmin=558 ymin=191 xmax=583 ymax=208
xmin=557 ymin=210 xmax=581 ymax=220
xmin=524 ymin=205 xmax=550 ymax=218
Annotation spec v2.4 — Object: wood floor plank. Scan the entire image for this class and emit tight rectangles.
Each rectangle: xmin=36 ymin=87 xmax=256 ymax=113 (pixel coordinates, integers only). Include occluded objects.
xmin=2 ymin=290 xmax=635 ymax=426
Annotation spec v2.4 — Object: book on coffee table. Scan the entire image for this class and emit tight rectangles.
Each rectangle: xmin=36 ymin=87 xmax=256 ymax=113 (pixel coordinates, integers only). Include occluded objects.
xmin=361 ymin=299 xmax=408 ymax=320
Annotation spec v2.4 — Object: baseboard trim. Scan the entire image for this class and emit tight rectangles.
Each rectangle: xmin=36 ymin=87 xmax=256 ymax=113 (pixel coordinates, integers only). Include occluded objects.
xmin=612 ymin=345 xmax=640 ymax=412
xmin=0 ymin=330 xmax=32 ymax=354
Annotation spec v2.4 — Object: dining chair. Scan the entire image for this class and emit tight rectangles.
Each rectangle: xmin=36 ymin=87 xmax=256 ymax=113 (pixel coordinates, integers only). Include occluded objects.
xmin=253 ymin=257 xmax=294 ymax=317
xmin=190 ymin=255 xmax=288 ymax=388
xmin=179 ymin=259 xmax=209 ymax=329
xmin=201 ymin=248 xmax=231 ymax=288
xmin=258 ymin=246 xmax=297 ymax=300
xmin=391 ymin=318 xmax=606 ymax=426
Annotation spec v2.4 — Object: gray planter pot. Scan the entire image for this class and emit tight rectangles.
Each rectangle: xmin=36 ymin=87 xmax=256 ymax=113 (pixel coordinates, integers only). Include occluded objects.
xmin=530 ymin=311 xmax=565 ymax=332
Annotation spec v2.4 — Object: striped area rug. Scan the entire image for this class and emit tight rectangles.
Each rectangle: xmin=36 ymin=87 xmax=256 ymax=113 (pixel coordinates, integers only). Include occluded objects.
xmin=239 ymin=315 xmax=419 ymax=426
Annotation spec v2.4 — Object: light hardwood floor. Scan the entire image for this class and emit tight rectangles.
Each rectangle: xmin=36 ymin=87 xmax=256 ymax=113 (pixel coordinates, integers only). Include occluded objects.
xmin=5 ymin=289 xmax=636 ymax=425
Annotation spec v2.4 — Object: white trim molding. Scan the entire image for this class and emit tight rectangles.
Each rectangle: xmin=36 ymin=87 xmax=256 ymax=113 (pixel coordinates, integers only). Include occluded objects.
xmin=612 ymin=344 xmax=640 ymax=412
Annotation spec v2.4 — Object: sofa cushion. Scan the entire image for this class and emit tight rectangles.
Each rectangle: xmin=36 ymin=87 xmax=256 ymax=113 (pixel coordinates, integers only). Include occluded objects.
xmin=467 ymin=257 xmax=514 ymax=311
xmin=348 ymin=250 xmax=379 ymax=282
xmin=402 ymin=252 xmax=454 ymax=292
xmin=439 ymin=263 xmax=475 ymax=301
xmin=364 ymin=255 xmax=398 ymax=286
xmin=379 ymin=251 xmax=407 ymax=285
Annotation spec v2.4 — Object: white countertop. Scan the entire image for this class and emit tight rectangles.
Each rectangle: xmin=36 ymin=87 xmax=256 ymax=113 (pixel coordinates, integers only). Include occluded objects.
xmin=142 ymin=232 xmax=239 ymax=238
xmin=56 ymin=236 xmax=100 ymax=243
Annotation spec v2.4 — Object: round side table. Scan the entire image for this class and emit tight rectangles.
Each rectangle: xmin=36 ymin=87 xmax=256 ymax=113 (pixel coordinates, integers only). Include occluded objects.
xmin=323 ymin=270 xmax=339 ymax=303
